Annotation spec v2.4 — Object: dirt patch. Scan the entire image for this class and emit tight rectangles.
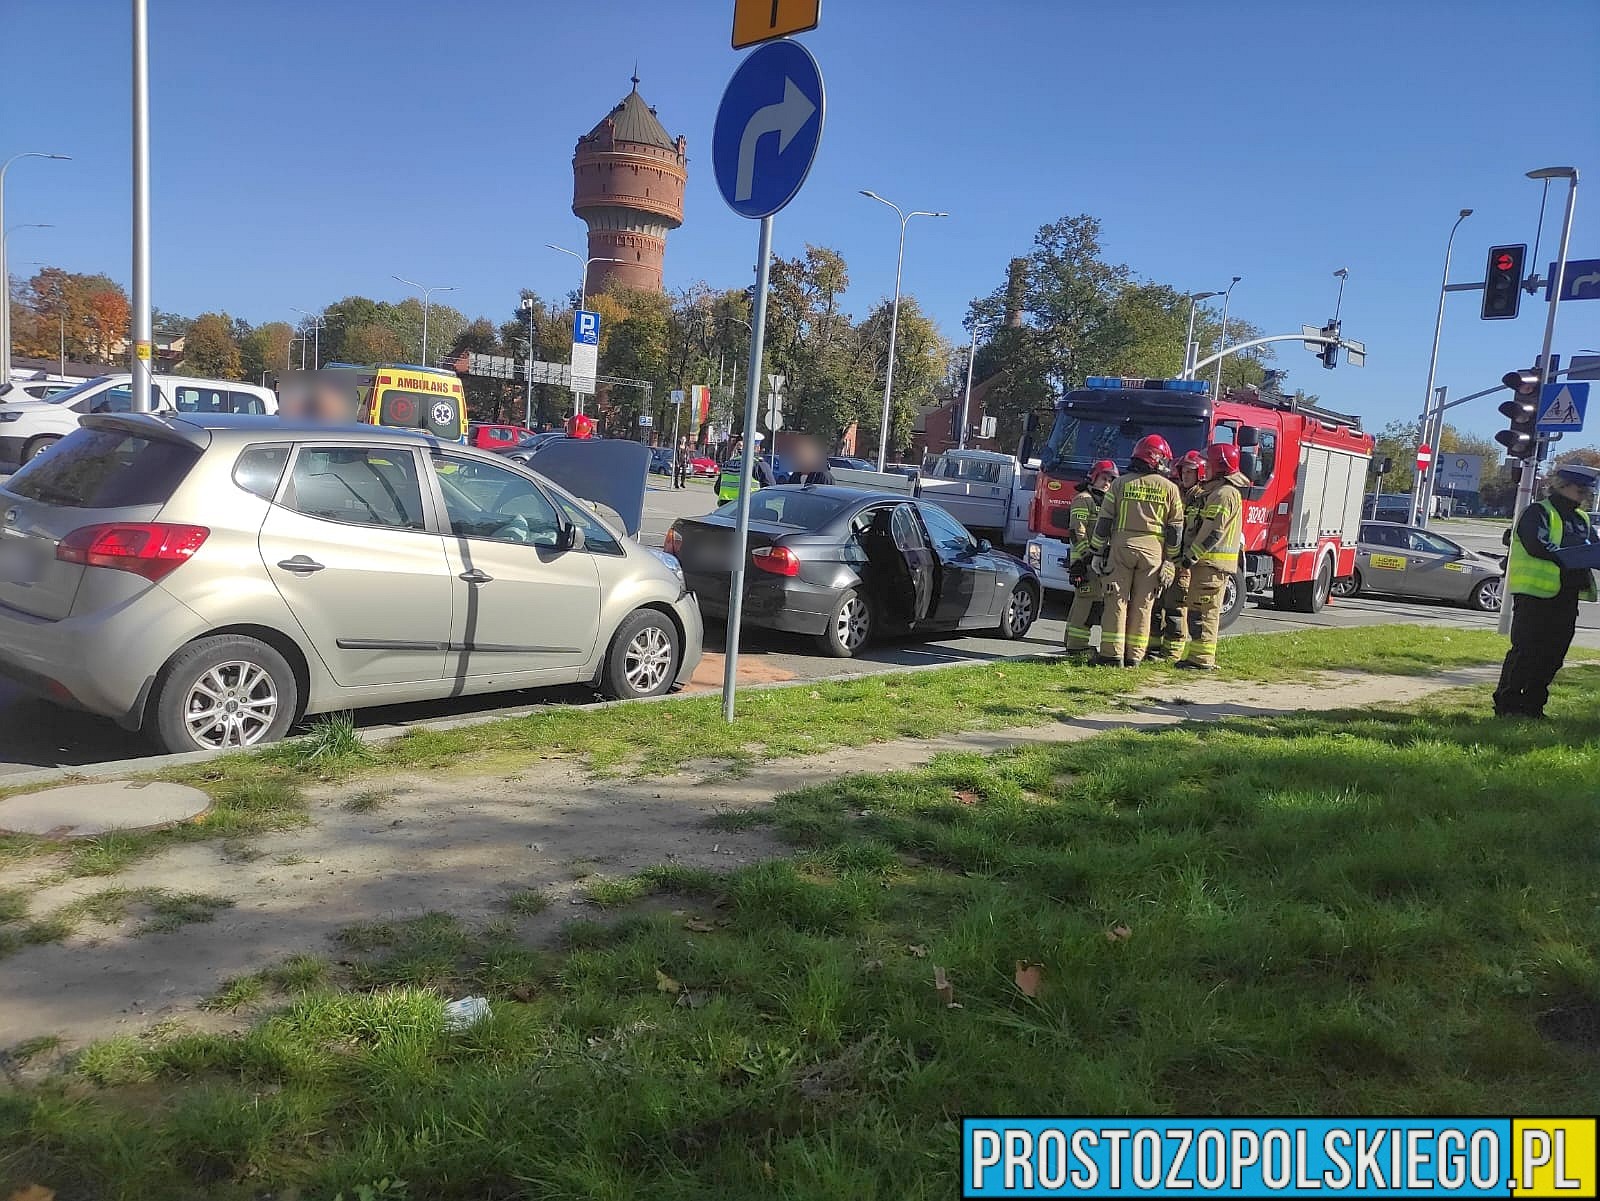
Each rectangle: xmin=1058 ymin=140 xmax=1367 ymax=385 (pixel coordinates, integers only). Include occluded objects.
xmin=0 ymin=667 xmax=1499 ymax=1051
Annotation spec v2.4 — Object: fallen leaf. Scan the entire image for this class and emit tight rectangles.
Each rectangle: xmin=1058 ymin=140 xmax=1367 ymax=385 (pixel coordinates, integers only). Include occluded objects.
xmin=670 ymin=908 xmax=687 ymax=916
xmin=953 ymin=790 xmax=981 ymax=806
xmin=655 ymin=969 xmax=682 ymax=994
xmin=676 ymin=990 xmax=712 ymax=1009
xmin=863 ymin=958 xmax=884 ymax=973
xmin=1105 ymin=923 xmax=1133 ymax=943
xmin=510 ymin=984 xmax=536 ymax=1002
xmin=1014 ymin=962 xmax=1044 ymax=998
xmin=906 ymin=944 xmax=929 ymax=958
xmin=933 ymin=965 xmax=954 ymax=1006
xmin=7 ymin=1188 xmax=55 ymax=1201
xmin=683 ymin=918 xmax=717 ymax=933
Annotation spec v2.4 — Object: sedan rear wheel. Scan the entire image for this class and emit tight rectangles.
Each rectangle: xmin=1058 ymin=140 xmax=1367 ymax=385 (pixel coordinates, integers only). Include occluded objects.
xmin=1331 ymin=568 xmax=1363 ymax=599
xmin=815 ymin=588 xmax=872 ymax=658
xmin=1470 ymin=576 xmax=1504 ymax=613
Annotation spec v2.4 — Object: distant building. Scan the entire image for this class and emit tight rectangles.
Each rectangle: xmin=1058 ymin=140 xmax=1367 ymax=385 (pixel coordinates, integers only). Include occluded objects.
xmin=571 ymin=75 xmax=687 ymax=295
xmin=909 ymin=373 xmax=1003 ymax=462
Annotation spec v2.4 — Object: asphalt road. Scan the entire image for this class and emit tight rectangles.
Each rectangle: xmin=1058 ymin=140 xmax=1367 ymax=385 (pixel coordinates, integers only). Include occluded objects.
xmin=1 ymin=479 xmax=1594 ymax=778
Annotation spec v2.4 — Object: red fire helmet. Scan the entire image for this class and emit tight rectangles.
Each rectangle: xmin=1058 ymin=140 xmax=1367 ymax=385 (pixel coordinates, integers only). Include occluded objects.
xmin=1177 ymin=450 xmax=1207 ymax=480
xmin=565 ymin=413 xmax=596 ymax=439
xmin=1088 ymin=459 xmax=1120 ymax=485
xmin=1131 ymin=434 xmax=1173 ymax=472
xmin=1207 ymin=443 xmax=1241 ymax=477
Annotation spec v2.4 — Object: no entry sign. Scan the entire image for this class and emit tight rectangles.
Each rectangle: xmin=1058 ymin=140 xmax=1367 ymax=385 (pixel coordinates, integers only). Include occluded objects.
xmin=1415 ymin=443 xmax=1433 ymax=472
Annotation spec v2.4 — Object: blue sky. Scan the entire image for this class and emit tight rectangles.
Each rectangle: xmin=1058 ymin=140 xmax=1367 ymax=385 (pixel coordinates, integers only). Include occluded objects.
xmin=7 ymin=0 xmax=1598 ymax=439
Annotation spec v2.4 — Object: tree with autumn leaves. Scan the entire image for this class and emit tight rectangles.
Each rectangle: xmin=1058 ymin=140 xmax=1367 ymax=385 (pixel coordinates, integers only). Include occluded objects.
xmin=9 ymin=268 xmax=131 ymax=364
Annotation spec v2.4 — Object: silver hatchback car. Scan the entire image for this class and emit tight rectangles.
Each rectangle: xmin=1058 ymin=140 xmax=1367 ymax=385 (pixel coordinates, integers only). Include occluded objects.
xmin=0 ymin=414 xmax=702 ymax=753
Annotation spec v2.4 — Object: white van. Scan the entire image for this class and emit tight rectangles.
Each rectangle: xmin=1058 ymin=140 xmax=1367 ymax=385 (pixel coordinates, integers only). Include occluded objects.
xmin=0 ymin=373 xmax=277 ymax=468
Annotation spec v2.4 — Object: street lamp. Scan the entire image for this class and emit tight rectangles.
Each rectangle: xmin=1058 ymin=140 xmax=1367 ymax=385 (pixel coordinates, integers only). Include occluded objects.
xmin=290 ymin=308 xmax=329 ymax=369
xmin=521 ymin=296 xmax=537 ymax=427
xmin=957 ymin=320 xmax=988 ymax=449
xmin=0 ymin=152 xmax=70 ymax=390
xmin=861 ymin=190 xmax=947 ymax=469
xmin=1182 ymin=290 xmax=1221 ymax=379
xmin=391 ymin=276 xmax=455 ymax=364
xmin=544 ymin=243 xmax=625 ymax=312
xmin=1213 ymin=275 xmax=1242 ymax=393
xmin=1412 ymin=211 xmax=1472 ymax=526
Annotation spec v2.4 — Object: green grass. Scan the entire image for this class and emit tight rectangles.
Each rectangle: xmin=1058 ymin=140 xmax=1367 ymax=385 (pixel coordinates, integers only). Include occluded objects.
xmin=505 ymin=889 xmax=550 ymax=916
xmin=3 ymin=667 xmax=1595 ymax=1199
xmin=0 ymin=626 xmax=1519 ymax=881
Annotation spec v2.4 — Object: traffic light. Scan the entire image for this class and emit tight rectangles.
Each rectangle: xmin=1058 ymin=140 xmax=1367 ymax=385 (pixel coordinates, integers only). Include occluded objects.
xmin=1496 ymin=369 xmax=1541 ymax=458
xmin=1481 ymin=244 xmax=1526 ymax=320
xmin=1319 ymin=321 xmax=1340 ymax=370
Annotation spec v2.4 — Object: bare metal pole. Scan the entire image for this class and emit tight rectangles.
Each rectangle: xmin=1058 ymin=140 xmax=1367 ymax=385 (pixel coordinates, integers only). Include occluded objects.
xmin=130 ymin=0 xmax=153 ymax=410
xmin=1412 ymin=210 xmax=1472 ymax=525
xmin=1213 ymin=276 xmax=1241 ymax=393
xmin=1502 ymin=167 xmax=1579 ymax=636
xmin=957 ymin=321 xmax=982 ymax=449
xmin=723 ymin=215 xmax=774 ymax=722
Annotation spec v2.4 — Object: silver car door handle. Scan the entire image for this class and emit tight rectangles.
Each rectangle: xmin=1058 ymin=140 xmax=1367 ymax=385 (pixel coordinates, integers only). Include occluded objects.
xmin=276 ymin=556 xmax=325 ymax=574
xmin=458 ymin=569 xmax=494 ymax=584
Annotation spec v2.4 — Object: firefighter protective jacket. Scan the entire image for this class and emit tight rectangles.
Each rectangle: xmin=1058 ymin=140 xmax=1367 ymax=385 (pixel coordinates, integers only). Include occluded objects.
xmin=1091 ymin=468 xmax=1184 ymax=561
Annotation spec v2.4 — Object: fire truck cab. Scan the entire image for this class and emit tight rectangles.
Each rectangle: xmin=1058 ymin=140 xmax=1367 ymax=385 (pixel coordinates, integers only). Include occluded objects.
xmin=1026 ymin=376 xmax=1373 ymax=627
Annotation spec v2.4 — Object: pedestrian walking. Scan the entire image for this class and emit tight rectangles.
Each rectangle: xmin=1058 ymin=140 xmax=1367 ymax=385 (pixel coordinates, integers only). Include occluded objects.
xmin=1088 ymin=435 xmax=1183 ymax=666
xmin=673 ymin=436 xmax=691 ymax=489
xmin=1149 ymin=450 xmax=1207 ymax=660
xmin=1176 ymin=443 xmax=1250 ymax=671
xmin=1063 ymin=459 xmax=1118 ymax=658
xmin=1494 ymin=463 xmax=1599 ymax=718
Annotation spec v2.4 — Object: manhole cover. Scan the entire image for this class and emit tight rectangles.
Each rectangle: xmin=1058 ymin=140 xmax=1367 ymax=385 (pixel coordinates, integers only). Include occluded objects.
xmin=0 ymin=780 xmax=212 ymax=838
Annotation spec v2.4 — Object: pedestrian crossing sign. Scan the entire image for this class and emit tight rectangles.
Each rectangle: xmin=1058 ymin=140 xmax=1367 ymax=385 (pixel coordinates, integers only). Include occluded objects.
xmin=1537 ymin=381 xmax=1588 ymax=433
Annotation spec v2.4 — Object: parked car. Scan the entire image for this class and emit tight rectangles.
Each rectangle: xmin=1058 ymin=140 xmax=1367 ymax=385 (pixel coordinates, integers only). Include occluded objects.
xmin=468 ymin=422 xmax=534 ymax=452
xmin=0 ymin=375 xmax=79 ymax=403
xmin=1332 ymin=521 xmax=1503 ymax=611
xmin=666 ymin=485 xmax=1040 ymax=657
xmin=688 ymin=455 xmax=718 ymax=477
xmin=0 ymin=373 xmax=277 ymax=468
xmin=828 ymin=455 xmax=876 ymax=471
xmin=649 ymin=446 xmax=676 ymax=474
xmin=0 ymin=413 xmax=702 ymax=753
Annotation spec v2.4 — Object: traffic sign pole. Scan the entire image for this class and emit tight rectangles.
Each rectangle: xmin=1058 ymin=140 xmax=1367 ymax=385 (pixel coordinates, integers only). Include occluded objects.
xmin=1503 ymin=168 xmax=1579 ymax=637
xmin=722 ymin=215 xmax=774 ymax=723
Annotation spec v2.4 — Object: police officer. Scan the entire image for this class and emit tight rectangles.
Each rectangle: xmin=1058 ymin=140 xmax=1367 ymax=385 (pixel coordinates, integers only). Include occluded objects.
xmin=1176 ymin=443 xmax=1250 ymax=671
xmin=1150 ymin=450 xmax=1207 ymax=660
xmin=1089 ymin=435 xmax=1183 ymax=666
xmin=716 ymin=433 xmax=776 ymax=504
xmin=1063 ymin=459 xmax=1118 ymax=658
xmin=1494 ymin=463 xmax=1599 ymax=718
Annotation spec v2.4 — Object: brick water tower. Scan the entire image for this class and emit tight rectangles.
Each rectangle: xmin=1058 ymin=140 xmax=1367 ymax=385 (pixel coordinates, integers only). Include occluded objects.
xmin=571 ymin=75 xmax=687 ymax=295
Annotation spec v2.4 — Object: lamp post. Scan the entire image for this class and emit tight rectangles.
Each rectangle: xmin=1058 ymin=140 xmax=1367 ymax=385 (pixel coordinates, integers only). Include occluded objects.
xmin=1410 ymin=210 xmax=1473 ymax=526
xmin=1182 ymin=290 xmax=1221 ymax=379
xmin=1213 ymin=275 xmax=1242 ymax=393
xmin=391 ymin=276 xmax=455 ymax=364
xmin=290 ymin=308 xmax=327 ymax=369
xmin=957 ymin=321 xmax=988 ymax=449
xmin=544 ymin=243 xmax=625 ymax=312
xmin=521 ymin=296 xmax=537 ymax=427
xmin=861 ymin=190 xmax=947 ymax=470
xmin=0 ymin=152 xmax=70 ymax=390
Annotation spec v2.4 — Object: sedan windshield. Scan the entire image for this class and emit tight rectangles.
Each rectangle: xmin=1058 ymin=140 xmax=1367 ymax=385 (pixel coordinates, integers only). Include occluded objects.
xmin=34 ymin=375 xmax=117 ymax=405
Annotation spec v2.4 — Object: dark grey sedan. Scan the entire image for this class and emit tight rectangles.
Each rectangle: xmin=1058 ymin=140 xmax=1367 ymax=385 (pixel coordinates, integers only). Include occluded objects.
xmin=1332 ymin=521 xmax=1503 ymax=611
xmin=666 ymin=485 xmax=1040 ymax=657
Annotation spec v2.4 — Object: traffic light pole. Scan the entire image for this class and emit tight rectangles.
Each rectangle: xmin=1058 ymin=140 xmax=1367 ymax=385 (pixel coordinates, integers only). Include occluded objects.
xmin=1412 ymin=387 xmax=1446 ymax=527
xmin=1500 ymin=169 xmax=1578 ymax=637
xmin=1187 ymin=331 xmax=1358 ymax=377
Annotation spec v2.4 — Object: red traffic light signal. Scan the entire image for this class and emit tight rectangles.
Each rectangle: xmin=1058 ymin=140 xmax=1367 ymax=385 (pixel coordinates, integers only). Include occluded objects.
xmin=1481 ymin=244 xmax=1526 ymax=321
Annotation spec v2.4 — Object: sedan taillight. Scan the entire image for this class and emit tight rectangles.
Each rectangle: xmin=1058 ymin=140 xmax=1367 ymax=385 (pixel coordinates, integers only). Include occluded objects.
xmin=57 ymin=522 xmax=209 ymax=581
xmin=751 ymin=545 xmax=800 ymax=577
xmin=663 ymin=526 xmax=683 ymax=555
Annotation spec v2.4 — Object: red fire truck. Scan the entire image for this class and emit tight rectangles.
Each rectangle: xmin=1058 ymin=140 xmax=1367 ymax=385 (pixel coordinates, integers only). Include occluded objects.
xmin=1025 ymin=376 xmax=1374 ymax=627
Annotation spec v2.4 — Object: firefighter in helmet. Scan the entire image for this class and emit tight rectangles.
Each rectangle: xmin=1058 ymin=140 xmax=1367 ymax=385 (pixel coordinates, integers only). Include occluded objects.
xmin=1176 ymin=442 xmax=1250 ymax=671
xmin=1150 ymin=450 xmax=1207 ymax=660
xmin=1494 ymin=462 xmax=1599 ymax=718
xmin=1088 ymin=434 xmax=1184 ymax=666
xmin=1063 ymin=459 xmax=1119 ymax=658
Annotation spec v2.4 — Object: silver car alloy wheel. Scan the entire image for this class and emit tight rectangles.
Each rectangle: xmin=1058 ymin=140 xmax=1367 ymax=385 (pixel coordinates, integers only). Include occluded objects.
xmin=624 ymin=625 xmax=674 ymax=693
xmin=184 ymin=661 xmax=279 ymax=750
xmin=837 ymin=595 xmax=870 ymax=651
xmin=1480 ymin=577 xmax=1504 ymax=612
xmin=1009 ymin=585 xmax=1035 ymax=631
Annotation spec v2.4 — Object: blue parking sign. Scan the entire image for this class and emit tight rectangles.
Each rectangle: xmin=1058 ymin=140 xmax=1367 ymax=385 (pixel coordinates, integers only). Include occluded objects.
xmin=574 ymin=309 xmax=601 ymax=346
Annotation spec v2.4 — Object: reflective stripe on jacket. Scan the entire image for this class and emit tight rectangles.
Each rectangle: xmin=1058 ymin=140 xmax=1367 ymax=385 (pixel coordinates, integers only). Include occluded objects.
xmin=1191 ymin=480 xmax=1244 ymax=567
xmin=1508 ymin=501 xmax=1597 ymax=600
xmin=1067 ymin=492 xmax=1099 ymax=562
xmin=1090 ymin=470 xmax=1184 ymax=558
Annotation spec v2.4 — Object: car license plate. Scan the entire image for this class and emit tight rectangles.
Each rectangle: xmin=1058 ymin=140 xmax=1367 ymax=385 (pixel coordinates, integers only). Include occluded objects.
xmin=0 ymin=538 xmax=42 ymax=585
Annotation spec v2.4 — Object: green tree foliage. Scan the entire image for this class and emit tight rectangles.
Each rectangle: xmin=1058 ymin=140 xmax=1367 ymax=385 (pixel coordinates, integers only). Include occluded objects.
xmin=183 ymin=312 xmax=242 ymax=379
xmin=239 ymin=321 xmax=293 ymax=382
xmin=1552 ymin=445 xmax=1600 ymax=469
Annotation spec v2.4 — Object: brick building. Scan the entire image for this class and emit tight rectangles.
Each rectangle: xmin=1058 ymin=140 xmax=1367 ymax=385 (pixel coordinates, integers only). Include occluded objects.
xmin=571 ymin=76 xmax=687 ymax=295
